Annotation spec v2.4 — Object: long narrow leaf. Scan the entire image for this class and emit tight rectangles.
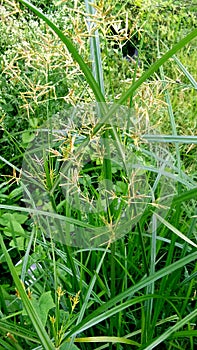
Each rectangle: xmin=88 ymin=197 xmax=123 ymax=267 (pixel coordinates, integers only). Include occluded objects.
xmin=116 ymin=29 xmax=197 ymax=105
xmin=0 ymin=204 xmax=108 ymax=230
xmin=142 ymin=135 xmax=197 ymax=144
xmin=73 ymin=336 xmax=140 ymax=346
xmin=172 ymin=188 xmax=197 ymax=205
xmin=173 ymin=54 xmax=197 ymax=89
xmin=154 ymin=213 xmax=197 ymax=248
xmin=162 ymin=40 xmax=197 ymax=89
xmin=0 ymin=320 xmax=39 ymax=343
xmin=18 ymin=1 xmax=197 ymax=132
xmin=92 ymin=28 xmax=197 ymax=133
xmin=85 ymin=0 xmax=105 ymax=94
xmin=0 ymin=235 xmax=55 ymax=350
xmin=65 ymin=251 xmax=197 ymax=337
xmin=76 ymin=244 xmax=109 ymax=324
xmin=18 ymin=0 xmax=105 ymax=105
xmin=143 ymin=307 xmax=197 ymax=350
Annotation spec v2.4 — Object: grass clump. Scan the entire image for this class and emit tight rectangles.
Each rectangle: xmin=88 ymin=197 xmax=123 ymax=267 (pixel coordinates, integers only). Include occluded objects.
xmin=0 ymin=1 xmax=197 ymax=349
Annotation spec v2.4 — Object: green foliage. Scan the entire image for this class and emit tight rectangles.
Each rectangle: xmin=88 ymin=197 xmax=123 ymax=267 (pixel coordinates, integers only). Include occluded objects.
xmin=0 ymin=0 xmax=197 ymax=349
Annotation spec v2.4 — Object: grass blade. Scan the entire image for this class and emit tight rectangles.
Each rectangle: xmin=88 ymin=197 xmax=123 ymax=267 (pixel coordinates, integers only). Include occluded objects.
xmin=65 ymin=251 xmax=197 ymax=337
xmin=0 ymin=235 xmax=55 ymax=350
xmin=143 ymin=308 xmax=197 ymax=350
xmin=142 ymin=135 xmax=197 ymax=144
xmin=73 ymin=336 xmax=140 ymax=346
xmin=85 ymin=0 xmax=105 ymax=94
xmin=0 ymin=320 xmax=39 ymax=343
xmin=92 ymin=28 xmax=197 ymax=133
xmin=18 ymin=1 xmax=197 ymax=129
xmin=154 ymin=213 xmax=197 ymax=248
xmin=18 ymin=0 xmax=105 ymax=105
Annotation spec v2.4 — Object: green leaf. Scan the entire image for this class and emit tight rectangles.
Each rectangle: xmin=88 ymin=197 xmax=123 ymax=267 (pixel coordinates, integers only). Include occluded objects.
xmin=8 ymin=187 xmax=23 ymax=200
xmin=0 ymin=213 xmax=25 ymax=237
xmin=0 ymin=235 xmax=55 ymax=350
xmin=10 ymin=236 xmax=25 ymax=250
xmin=65 ymin=251 xmax=197 ymax=337
xmin=18 ymin=0 xmax=105 ymax=105
xmin=59 ymin=343 xmax=80 ymax=350
xmin=0 ymin=320 xmax=39 ymax=344
xmin=143 ymin=308 xmax=197 ymax=349
xmin=64 ymin=336 xmax=140 ymax=346
xmin=22 ymin=131 xmax=36 ymax=145
xmin=171 ymin=330 xmax=197 ymax=338
xmin=92 ymin=28 xmax=197 ymax=132
xmin=32 ymin=291 xmax=55 ymax=327
xmin=12 ymin=213 xmax=28 ymax=224
xmin=85 ymin=0 xmax=105 ymax=94
xmin=154 ymin=212 xmax=197 ymax=248
xmin=172 ymin=188 xmax=197 ymax=205
xmin=173 ymin=54 xmax=197 ymax=90
xmin=142 ymin=135 xmax=197 ymax=144
xmin=115 ymin=181 xmax=128 ymax=194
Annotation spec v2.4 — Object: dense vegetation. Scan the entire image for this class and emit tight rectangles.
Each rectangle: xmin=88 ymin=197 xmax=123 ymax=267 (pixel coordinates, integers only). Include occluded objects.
xmin=0 ymin=1 xmax=197 ymax=349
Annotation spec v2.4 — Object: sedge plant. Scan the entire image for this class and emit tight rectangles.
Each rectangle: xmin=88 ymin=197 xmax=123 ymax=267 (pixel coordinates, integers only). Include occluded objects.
xmin=0 ymin=1 xmax=197 ymax=349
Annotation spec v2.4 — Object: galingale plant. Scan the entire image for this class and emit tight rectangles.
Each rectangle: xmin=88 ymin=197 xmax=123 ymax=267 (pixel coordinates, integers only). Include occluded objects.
xmin=0 ymin=0 xmax=197 ymax=349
